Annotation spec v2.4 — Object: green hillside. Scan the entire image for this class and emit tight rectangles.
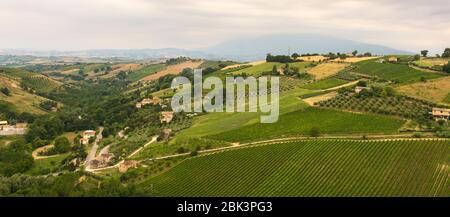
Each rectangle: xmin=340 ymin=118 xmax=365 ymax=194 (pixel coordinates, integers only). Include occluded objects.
xmin=353 ymin=60 xmax=443 ymax=83
xmin=208 ymin=107 xmax=405 ymax=142
xmin=142 ymin=139 xmax=450 ymax=197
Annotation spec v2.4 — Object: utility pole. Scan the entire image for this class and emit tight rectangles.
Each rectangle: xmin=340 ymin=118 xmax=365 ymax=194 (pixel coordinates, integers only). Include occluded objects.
xmin=288 ymin=47 xmax=291 ymax=56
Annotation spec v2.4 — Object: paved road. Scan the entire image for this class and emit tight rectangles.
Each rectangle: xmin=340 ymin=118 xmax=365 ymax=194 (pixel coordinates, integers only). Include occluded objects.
xmin=83 ymin=126 xmax=103 ymax=169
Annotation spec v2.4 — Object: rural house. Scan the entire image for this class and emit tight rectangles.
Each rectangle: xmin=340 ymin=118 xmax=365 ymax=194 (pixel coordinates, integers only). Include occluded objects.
xmin=160 ymin=111 xmax=175 ymax=123
xmin=80 ymin=130 xmax=96 ymax=145
xmin=431 ymin=108 xmax=450 ymax=121
xmin=119 ymin=160 xmax=139 ymax=173
xmin=388 ymin=57 xmax=398 ymax=62
xmin=355 ymin=86 xmax=370 ymax=93
xmin=0 ymin=120 xmax=7 ymax=130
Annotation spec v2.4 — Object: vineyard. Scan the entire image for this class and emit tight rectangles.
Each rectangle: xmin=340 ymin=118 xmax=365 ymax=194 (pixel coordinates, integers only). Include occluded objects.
xmin=142 ymin=139 xmax=450 ymax=197
xmin=21 ymin=75 xmax=61 ymax=94
xmin=207 ymin=107 xmax=404 ymax=142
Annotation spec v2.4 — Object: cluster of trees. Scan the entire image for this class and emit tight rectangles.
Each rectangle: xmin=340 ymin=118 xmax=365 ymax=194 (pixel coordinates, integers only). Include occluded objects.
xmin=442 ymin=48 xmax=450 ymax=58
xmin=0 ymin=87 xmax=10 ymax=96
xmin=39 ymin=100 xmax=57 ymax=111
xmin=266 ymin=54 xmax=298 ymax=63
xmin=0 ymin=172 xmax=144 ymax=196
xmin=0 ymin=101 xmax=36 ymax=124
xmin=0 ymin=139 xmax=34 ymax=176
xmin=444 ymin=61 xmax=450 ymax=73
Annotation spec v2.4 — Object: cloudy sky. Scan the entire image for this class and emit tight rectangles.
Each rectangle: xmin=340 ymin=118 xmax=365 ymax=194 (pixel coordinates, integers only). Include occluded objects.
xmin=0 ymin=0 xmax=449 ymax=54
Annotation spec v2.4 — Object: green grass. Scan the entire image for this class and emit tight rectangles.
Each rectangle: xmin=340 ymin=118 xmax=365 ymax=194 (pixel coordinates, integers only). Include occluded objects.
xmin=444 ymin=93 xmax=450 ymax=104
xmin=353 ymin=60 xmax=443 ymax=83
xmin=208 ymin=107 xmax=405 ymax=142
xmin=27 ymin=154 xmax=69 ymax=175
xmin=142 ymin=139 xmax=450 ymax=197
xmin=171 ymin=88 xmax=313 ymax=143
xmin=128 ymin=64 xmax=166 ymax=82
xmin=302 ymin=78 xmax=348 ymax=90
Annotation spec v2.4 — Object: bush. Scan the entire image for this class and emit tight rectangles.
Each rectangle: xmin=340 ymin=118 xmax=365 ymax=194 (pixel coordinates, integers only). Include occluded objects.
xmin=0 ymin=87 xmax=10 ymax=96
xmin=54 ymin=137 xmax=71 ymax=154
xmin=309 ymin=127 xmax=320 ymax=137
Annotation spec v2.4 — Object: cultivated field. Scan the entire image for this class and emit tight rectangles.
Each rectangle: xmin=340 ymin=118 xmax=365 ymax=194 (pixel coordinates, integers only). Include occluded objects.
xmin=140 ymin=61 xmax=203 ymax=81
xmin=143 ymin=139 xmax=450 ymax=197
xmin=396 ymin=76 xmax=450 ymax=104
xmin=331 ymin=56 xmax=379 ymax=63
xmin=296 ymin=55 xmax=329 ymax=62
xmin=128 ymin=64 xmax=166 ymax=82
xmin=0 ymin=75 xmax=48 ymax=114
xmin=302 ymin=78 xmax=349 ymax=90
xmin=221 ymin=60 xmax=265 ymax=70
xmin=353 ymin=60 xmax=443 ymax=83
xmin=306 ymin=62 xmax=349 ymax=79
xmin=413 ymin=57 xmax=450 ymax=68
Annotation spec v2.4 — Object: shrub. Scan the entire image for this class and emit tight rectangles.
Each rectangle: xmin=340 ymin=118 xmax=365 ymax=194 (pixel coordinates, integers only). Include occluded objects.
xmin=309 ymin=127 xmax=320 ymax=137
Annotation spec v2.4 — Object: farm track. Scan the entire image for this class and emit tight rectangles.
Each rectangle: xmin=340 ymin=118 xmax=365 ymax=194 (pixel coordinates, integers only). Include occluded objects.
xmin=88 ymin=133 xmax=448 ymax=173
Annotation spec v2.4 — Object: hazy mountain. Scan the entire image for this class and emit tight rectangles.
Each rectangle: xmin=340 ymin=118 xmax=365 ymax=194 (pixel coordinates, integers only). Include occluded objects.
xmin=0 ymin=34 xmax=413 ymax=62
xmin=199 ymin=34 xmax=414 ymax=61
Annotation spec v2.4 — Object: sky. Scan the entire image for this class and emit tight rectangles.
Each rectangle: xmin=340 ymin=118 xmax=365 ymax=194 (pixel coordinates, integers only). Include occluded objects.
xmin=0 ymin=0 xmax=449 ymax=54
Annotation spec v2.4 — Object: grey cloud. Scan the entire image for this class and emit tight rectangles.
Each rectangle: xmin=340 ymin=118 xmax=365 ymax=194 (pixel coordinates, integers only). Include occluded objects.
xmin=0 ymin=0 xmax=448 ymax=54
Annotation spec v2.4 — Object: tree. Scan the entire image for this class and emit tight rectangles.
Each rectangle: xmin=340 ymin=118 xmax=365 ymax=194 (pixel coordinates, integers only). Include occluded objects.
xmin=291 ymin=53 xmax=300 ymax=59
xmin=363 ymin=52 xmax=372 ymax=57
xmin=309 ymin=127 xmax=320 ymax=137
xmin=356 ymin=80 xmax=367 ymax=87
xmin=352 ymin=50 xmax=358 ymax=56
xmin=442 ymin=48 xmax=450 ymax=58
xmin=0 ymin=87 xmax=10 ymax=96
xmin=443 ymin=61 xmax=450 ymax=73
xmin=420 ymin=50 xmax=428 ymax=57
xmin=271 ymin=65 xmax=279 ymax=75
xmin=413 ymin=54 xmax=421 ymax=61
xmin=116 ymin=71 xmax=127 ymax=80
xmin=53 ymin=137 xmax=71 ymax=154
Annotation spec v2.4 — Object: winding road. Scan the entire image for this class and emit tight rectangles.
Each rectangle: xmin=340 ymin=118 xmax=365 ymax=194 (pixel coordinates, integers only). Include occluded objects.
xmin=84 ymin=126 xmax=103 ymax=170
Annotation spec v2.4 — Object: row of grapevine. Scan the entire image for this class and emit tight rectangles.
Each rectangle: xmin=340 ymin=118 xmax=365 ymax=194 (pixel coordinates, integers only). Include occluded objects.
xmin=142 ymin=139 xmax=450 ymax=197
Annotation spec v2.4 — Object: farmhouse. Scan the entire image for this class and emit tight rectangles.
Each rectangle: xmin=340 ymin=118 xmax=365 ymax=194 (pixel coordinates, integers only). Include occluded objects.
xmin=431 ymin=108 xmax=450 ymax=121
xmin=355 ymin=86 xmax=370 ymax=93
xmin=136 ymin=97 xmax=162 ymax=108
xmin=119 ymin=160 xmax=139 ymax=173
xmin=388 ymin=57 xmax=398 ymax=62
xmin=80 ymin=130 xmax=96 ymax=144
xmin=0 ymin=121 xmax=7 ymax=130
xmin=160 ymin=111 xmax=175 ymax=123
xmin=15 ymin=123 xmax=27 ymax=128
xmin=95 ymin=153 xmax=114 ymax=168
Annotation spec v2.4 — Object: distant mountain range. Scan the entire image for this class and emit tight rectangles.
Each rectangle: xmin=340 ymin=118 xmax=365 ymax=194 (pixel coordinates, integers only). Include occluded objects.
xmin=0 ymin=34 xmax=413 ymax=62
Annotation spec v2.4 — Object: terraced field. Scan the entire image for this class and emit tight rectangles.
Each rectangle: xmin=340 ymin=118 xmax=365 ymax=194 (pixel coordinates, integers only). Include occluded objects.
xmin=143 ymin=139 xmax=450 ymax=197
xmin=353 ymin=60 xmax=443 ymax=83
